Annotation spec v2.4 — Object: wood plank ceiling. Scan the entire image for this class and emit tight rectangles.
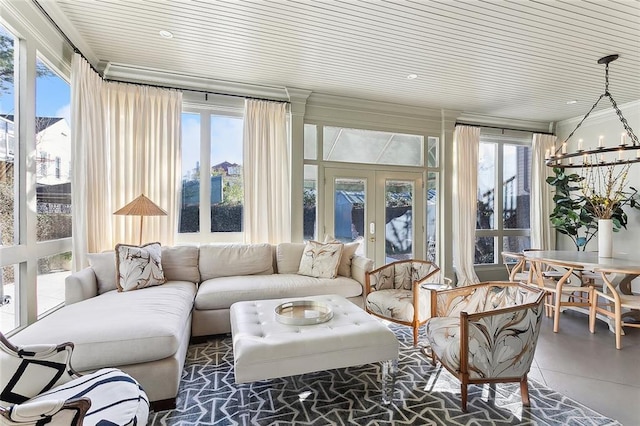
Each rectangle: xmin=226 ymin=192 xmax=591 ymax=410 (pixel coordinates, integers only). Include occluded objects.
xmin=38 ymin=0 xmax=640 ymax=122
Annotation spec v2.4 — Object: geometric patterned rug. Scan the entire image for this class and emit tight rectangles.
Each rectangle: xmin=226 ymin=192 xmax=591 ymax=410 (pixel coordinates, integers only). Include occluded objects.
xmin=150 ymin=325 xmax=620 ymax=425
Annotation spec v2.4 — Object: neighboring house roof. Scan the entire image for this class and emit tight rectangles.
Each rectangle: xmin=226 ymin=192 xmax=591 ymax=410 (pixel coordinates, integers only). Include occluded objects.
xmin=212 ymin=161 xmax=240 ymax=174
xmin=0 ymin=114 xmax=64 ymax=133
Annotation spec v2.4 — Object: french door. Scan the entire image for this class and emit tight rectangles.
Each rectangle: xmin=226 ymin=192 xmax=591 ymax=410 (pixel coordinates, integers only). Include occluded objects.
xmin=324 ymin=168 xmax=424 ymax=267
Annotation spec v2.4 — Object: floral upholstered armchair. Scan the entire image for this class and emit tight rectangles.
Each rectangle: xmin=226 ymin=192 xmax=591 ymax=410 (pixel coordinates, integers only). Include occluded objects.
xmin=424 ymin=282 xmax=545 ymax=411
xmin=0 ymin=333 xmax=149 ymax=426
xmin=365 ymin=259 xmax=448 ymax=346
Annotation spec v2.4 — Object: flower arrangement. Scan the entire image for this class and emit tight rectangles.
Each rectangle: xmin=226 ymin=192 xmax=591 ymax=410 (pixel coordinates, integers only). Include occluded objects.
xmin=580 ymin=159 xmax=640 ymax=227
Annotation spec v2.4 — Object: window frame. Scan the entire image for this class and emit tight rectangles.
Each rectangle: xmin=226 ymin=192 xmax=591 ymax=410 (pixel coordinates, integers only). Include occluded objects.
xmin=175 ymin=105 xmax=245 ymax=244
xmin=475 ymin=131 xmax=532 ymax=267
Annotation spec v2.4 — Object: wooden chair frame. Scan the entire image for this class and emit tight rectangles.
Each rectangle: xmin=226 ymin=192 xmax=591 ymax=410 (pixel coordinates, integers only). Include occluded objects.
xmin=529 ymin=258 xmax=593 ymax=333
xmin=426 ymin=281 xmax=546 ymax=411
xmin=365 ymin=259 xmax=444 ymax=346
xmin=589 ymin=267 xmax=640 ymax=349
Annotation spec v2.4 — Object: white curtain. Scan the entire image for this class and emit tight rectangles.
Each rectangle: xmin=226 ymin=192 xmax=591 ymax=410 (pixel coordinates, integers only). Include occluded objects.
xmin=243 ymin=99 xmax=290 ymax=244
xmin=452 ymin=125 xmax=481 ymax=286
xmin=71 ymin=54 xmax=182 ymax=269
xmin=531 ymin=133 xmax=557 ymax=250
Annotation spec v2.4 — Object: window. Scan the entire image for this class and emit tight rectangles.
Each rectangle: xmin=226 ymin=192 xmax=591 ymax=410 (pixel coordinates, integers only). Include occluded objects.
xmin=0 ymin=13 xmax=73 ymax=333
xmin=475 ymin=130 xmax=532 ymax=265
xmin=35 ymin=57 xmax=71 ymax=242
xmin=179 ymin=110 xmax=244 ymax=238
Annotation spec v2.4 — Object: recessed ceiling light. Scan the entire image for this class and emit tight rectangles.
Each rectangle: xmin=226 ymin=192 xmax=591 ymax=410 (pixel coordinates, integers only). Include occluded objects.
xmin=407 ymin=74 xmax=418 ymax=80
xmin=566 ymin=100 xmax=578 ymax=104
xmin=159 ymin=30 xmax=174 ymax=39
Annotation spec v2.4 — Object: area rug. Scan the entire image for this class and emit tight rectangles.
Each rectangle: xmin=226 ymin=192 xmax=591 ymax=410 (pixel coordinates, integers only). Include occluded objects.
xmin=150 ymin=326 xmax=619 ymax=425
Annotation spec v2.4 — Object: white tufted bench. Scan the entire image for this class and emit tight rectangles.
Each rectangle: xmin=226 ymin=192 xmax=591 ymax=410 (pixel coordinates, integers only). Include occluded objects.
xmin=230 ymin=294 xmax=399 ymax=402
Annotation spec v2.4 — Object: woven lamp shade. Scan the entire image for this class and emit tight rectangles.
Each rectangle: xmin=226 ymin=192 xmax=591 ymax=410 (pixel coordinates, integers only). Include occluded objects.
xmin=114 ymin=194 xmax=167 ymax=245
xmin=114 ymin=194 xmax=167 ymax=216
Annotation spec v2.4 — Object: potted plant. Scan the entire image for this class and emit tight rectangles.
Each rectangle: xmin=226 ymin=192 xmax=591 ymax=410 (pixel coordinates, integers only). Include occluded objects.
xmin=547 ymin=167 xmax=597 ymax=250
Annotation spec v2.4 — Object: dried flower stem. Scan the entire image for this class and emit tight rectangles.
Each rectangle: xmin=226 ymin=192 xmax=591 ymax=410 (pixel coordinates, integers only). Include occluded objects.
xmin=580 ymin=157 xmax=631 ymax=219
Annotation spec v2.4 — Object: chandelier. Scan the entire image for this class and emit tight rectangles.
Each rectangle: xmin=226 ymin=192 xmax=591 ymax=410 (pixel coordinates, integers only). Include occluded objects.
xmin=545 ymin=54 xmax=640 ymax=169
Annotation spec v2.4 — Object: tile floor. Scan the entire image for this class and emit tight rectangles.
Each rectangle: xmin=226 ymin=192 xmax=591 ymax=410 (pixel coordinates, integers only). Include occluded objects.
xmin=531 ymin=310 xmax=640 ymax=426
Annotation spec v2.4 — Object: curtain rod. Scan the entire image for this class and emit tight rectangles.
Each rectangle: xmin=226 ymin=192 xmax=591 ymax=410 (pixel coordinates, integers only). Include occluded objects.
xmin=455 ymin=122 xmax=555 ymax=136
xmin=32 ymin=0 xmax=290 ymax=105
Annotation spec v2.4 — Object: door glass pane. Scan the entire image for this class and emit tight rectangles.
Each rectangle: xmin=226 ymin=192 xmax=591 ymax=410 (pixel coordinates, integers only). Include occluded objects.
xmin=475 ymin=236 xmax=495 ymax=264
xmin=385 ymin=180 xmax=413 ymax=263
xmin=303 ymin=165 xmax=317 ymax=241
xmin=211 ymin=115 xmax=243 ymax=232
xmin=0 ymin=264 xmax=18 ymax=333
xmin=37 ymin=252 xmax=71 ymax=317
xmin=1 ymin=26 xmax=17 ymax=246
xmin=323 ymin=126 xmax=423 ymax=166
xmin=426 ymin=172 xmax=438 ymax=263
xmin=477 ymin=142 xmax=496 ymax=230
xmin=35 ymin=57 xmax=71 ymax=241
xmin=304 ymin=123 xmax=317 ymax=160
xmin=180 ymin=113 xmax=201 ymax=233
xmin=503 ymin=144 xmax=531 ymax=229
xmin=503 ymin=236 xmax=530 ymax=254
xmin=333 ymin=178 xmax=365 ymax=243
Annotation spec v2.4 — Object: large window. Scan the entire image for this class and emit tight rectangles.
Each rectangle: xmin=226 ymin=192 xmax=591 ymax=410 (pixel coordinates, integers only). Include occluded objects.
xmin=0 ymin=13 xmax=73 ymax=334
xmin=179 ymin=110 xmax=244 ymax=238
xmin=475 ymin=131 xmax=532 ymax=264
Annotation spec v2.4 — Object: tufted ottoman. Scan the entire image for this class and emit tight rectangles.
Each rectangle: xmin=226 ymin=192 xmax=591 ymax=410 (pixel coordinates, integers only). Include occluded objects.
xmin=230 ymin=294 xmax=399 ymax=403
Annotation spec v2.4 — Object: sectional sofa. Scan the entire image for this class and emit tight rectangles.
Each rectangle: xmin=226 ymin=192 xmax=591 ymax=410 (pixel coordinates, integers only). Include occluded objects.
xmin=10 ymin=242 xmax=374 ymax=410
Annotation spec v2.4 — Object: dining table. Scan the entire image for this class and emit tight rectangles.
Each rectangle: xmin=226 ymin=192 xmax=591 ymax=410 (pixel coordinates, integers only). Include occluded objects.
xmin=522 ymin=250 xmax=640 ymax=324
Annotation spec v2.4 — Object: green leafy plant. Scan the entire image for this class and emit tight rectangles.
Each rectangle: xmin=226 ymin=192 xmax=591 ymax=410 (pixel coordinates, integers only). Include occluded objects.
xmin=547 ymin=167 xmax=597 ymax=250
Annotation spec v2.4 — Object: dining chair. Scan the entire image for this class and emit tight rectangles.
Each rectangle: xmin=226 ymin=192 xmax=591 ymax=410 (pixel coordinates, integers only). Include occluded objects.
xmin=529 ymin=257 xmax=594 ymax=333
xmin=589 ymin=267 xmax=640 ymax=349
xmin=501 ymin=251 xmax=530 ymax=282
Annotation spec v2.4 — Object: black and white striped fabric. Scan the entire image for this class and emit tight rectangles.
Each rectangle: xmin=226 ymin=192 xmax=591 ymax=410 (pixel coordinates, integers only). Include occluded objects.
xmin=8 ymin=368 xmax=149 ymax=426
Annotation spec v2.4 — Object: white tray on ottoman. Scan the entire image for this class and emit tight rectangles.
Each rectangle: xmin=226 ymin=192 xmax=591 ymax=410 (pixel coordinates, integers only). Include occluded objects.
xmin=230 ymin=294 xmax=399 ymax=403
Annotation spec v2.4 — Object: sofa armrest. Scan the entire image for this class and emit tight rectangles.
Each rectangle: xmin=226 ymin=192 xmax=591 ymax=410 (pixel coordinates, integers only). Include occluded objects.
xmin=65 ymin=268 xmax=98 ymax=305
xmin=351 ymin=255 xmax=374 ymax=287
xmin=2 ymin=398 xmax=91 ymax=425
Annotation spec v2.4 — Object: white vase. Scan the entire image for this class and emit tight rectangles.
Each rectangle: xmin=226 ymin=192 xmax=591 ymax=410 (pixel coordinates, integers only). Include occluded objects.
xmin=598 ymin=219 xmax=613 ymax=258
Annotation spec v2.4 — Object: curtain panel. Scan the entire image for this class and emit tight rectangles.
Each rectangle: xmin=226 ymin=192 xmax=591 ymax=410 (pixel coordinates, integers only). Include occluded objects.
xmin=71 ymin=54 xmax=182 ymax=269
xmin=452 ymin=125 xmax=481 ymax=286
xmin=531 ymin=133 xmax=557 ymax=250
xmin=242 ymin=100 xmax=290 ymax=244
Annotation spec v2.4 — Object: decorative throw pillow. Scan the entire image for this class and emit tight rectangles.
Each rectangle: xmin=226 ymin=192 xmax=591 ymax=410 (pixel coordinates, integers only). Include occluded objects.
xmin=297 ymin=241 xmax=343 ymax=279
xmin=115 ymin=242 xmax=166 ymax=292
xmin=323 ymin=236 xmax=361 ymax=278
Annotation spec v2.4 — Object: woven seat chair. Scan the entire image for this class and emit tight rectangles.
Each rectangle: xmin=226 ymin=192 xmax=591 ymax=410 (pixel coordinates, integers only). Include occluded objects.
xmin=528 ymin=257 xmax=594 ymax=333
xmin=424 ymin=282 xmax=545 ymax=411
xmin=365 ymin=259 xmax=448 ymax=346
xmin=589 ymin=267 xmax=640 ymax=349
xmin=0 ymin=333 xmax=149 ymax=426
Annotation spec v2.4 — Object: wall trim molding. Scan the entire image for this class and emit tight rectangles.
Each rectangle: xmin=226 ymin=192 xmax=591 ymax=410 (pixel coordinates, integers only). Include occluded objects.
xmin=456 ymin=113 xmax=553 ymax=134
xmin=555 ymin=99 xmax=640 ymax=128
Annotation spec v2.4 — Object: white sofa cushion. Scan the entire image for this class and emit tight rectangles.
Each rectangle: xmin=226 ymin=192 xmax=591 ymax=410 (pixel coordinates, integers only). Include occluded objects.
xmin=195 ymin=274 xmax=362 ymax=311
xmin=161 ymin=245 xmax=200 ymax=283
xmin=11 ymin=282 xmax=196 ymax=371
xmin=199 ymin=243 xmax=273 ymax=280
xmin=87 ymin=252 xmax=117 ymax=294
xmin=276 ymin=243 xmax=305 ymax=274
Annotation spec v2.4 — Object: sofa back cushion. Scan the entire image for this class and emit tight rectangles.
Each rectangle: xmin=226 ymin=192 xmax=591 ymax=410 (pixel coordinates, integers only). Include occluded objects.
xmin=162 ymin=245 xmax=200 ymax=283
xmin=276 ymin=243 xmax=306 ymax=274
xmin=199 ymin=243 xmax=274 ymax=280
xmin=87 ymin=251 xmax=117 ymax=294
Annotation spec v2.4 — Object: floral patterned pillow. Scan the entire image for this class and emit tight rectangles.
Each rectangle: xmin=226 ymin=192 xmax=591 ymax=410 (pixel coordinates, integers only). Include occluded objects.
xmin=297 ymin=241 xmax=344 ymax=279
xmin=115 ymin=242 xmax=166 ymax=292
